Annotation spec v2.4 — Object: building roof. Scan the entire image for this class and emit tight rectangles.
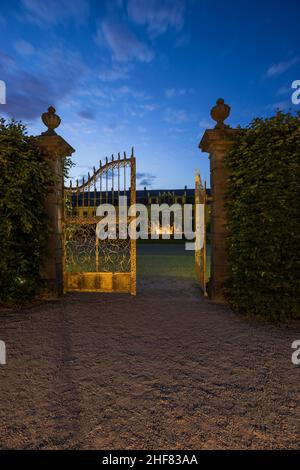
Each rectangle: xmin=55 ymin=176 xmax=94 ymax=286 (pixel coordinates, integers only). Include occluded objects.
xmin=71 ymin=188 xmax=212 ymax=206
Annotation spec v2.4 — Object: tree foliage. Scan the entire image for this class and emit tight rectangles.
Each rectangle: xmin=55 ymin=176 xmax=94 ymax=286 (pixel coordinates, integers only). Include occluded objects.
xmin=0 ymin=118 xmax=54 ymax=304
xmin=225 ymin=111 xmax=300 ymax=321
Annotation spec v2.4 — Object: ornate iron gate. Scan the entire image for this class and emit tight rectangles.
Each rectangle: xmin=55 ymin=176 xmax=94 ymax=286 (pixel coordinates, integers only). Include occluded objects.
xmin=195 ymin=172 xmax=207 ymax=296
xmin=63 ymin=150 xmax=136 ymax=295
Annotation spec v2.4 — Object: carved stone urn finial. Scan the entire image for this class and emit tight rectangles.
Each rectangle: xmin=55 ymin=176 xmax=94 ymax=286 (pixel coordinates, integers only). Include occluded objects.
xmin=41 ymin=106 xmax=61 ymax=135
xmin=210 ymin=98 xmax=231 ymax=129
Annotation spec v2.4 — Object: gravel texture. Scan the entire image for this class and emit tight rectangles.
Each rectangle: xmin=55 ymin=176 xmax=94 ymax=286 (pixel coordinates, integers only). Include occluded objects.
xmin=0 ymin=276 xmax=299 ymax=449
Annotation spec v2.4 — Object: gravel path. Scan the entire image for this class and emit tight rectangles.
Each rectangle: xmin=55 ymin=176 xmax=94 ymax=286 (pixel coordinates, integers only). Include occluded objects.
xmin=0 ymin=277 xmax=299 ymax=449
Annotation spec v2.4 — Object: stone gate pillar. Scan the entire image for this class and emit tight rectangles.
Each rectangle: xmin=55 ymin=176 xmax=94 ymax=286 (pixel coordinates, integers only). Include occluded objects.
xmin=35 ymin=106 xmax=75 ymax=296
xmin=199 ymin=99 xmax=238 ymax=303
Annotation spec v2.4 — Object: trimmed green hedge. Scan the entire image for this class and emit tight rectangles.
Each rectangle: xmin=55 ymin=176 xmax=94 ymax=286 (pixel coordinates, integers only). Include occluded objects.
xmin=0 ymin=118 xmax=54 ymax=304
xmin=225 ymin=111 xmax=300 ymax=321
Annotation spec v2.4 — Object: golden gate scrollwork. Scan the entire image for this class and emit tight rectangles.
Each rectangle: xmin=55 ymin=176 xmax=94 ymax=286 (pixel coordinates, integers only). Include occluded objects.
xmin=195 ymin=172 xmax=208 ymax=296
xmin=63 ymin=150 xmax=136 ymax=295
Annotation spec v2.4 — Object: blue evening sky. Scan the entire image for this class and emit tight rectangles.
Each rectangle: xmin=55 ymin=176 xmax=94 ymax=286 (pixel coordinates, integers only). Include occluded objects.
xmin=0 ymin=0 xmax=299 ymax=188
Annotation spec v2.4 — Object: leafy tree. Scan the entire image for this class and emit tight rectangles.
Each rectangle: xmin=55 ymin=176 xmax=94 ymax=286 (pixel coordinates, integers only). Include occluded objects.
xmin=0 ymin=118 xmax=54 ymax=304
xmin=225 ymin=111 xmax=300 ymax=321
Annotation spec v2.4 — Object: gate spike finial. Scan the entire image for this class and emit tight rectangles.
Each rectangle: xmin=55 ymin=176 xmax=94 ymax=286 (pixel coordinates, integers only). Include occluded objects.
xmin=100 ymin=160 xmax=102 ymax=167
xmin=88 ymin=172 xmax=90 ymax=181
xmin=118 ymin=152 xmax=120 ymax=160
xmin=123 ymin=151 xmax=126 ymax=159
xmin=106 ymin=156 xmax=108 ymax=164
xmin=69 ymin=179 xmax=72 ymax=188
xmin=131 ymin=146 xmax=134 ymax=157
xmin=93 ymin=166 xmax=96 ymax=174
xmin=76 ymin=179 xmax=79 ymax=188
xmin=111 ymin=154 xmax=114 ymax=161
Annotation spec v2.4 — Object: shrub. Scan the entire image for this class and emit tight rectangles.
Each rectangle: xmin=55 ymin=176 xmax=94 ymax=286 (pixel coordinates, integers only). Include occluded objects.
xmin=225 ymin=111 xmax=300 ymax=321
xmin=0 ymin=118 xmax=54 ymax=304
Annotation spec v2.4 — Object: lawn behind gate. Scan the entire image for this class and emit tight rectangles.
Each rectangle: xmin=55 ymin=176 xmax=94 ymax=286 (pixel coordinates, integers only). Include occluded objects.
xmin=137 ymin=240 xmax=211 ymax=281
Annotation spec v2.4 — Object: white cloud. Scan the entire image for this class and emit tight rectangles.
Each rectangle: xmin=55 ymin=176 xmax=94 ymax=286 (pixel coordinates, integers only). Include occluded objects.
xmin=21 ymin=0 xmax=90 ymax=26
xmin=165 ymin=87 xmax=194 ymax=98
xmin=266 ymin=57 xmax=298 ymax=77
xmin=164 ymin=107 xmax=189 ymax=124
xmin=126 ymin=101 xmax=157 ymax=118
xmin=103 ymin=122 xmax=125 ymax=134
xmin=1 ymin=44 xmax=87 ymax=120
xmin=165 ymin=88 xmax=176 ymax=98
xmin=276 ymin=84 xmax=292 ymax=96
xmin=116 ymin=85 xmax=145 ymax=98
xmin=198 ymin=119 xmax=212 ymax=129
xmin=0 ymin=51 xmax=17 ymax=69
xmin=14 ymin=40 xmax=34 ymax=56
xmin=96 ymin=17 xmax=154 ymax=63
xmin=98 ymin=63 xmax=131 ymax=82
xmin=127 ymin=0 xmax=186 ymax=37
